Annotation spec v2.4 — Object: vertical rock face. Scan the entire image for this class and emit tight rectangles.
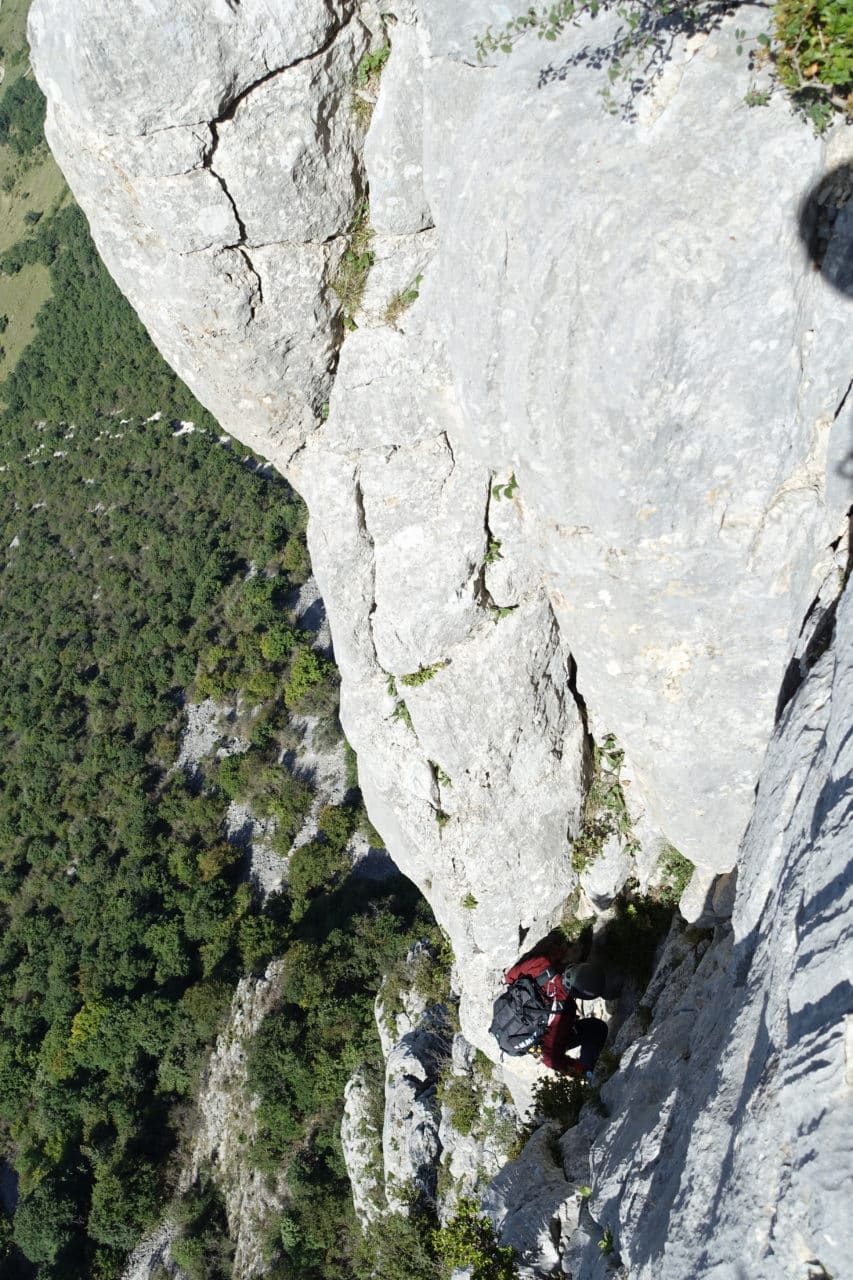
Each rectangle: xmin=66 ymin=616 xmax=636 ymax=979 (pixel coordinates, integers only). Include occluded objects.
xmin=585 ymin=578 xmax=853 ymax=1279
xmin=29 ymin=0 xmax=595 ymax=1049
xmin=28 ymin=2 xmax=853 ymax=1264
xmin=29 ymin=0 xmax=850 ymax=912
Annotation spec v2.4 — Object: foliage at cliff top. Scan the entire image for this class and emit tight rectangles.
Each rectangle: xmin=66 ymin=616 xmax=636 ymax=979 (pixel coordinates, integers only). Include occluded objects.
xmin=476 ymin=0 xmax=853 ymax=128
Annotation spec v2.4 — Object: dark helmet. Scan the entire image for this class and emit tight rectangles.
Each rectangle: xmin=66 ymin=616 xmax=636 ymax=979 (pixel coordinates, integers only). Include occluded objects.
xmin=564 ymin=962 xmax=606 ymax=999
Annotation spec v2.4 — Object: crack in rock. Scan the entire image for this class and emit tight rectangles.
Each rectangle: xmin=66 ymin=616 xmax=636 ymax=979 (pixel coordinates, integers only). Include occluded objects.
xmin=354 ymin=470 xmax=380 ymax=666
xmin=198 ymin=13 xmax=356 ymax=321
xmin=834 ymin=375 xmax=853 ymax=420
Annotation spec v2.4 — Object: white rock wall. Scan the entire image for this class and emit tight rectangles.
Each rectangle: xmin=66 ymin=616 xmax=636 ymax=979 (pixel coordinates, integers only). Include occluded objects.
xmin=584 ymin=577 xmax=853 ymax=1277
xmin=29 ymin=0 xmax=593 ymax=1057
xmin=27 ymin=0 xmax=853 ymax=1270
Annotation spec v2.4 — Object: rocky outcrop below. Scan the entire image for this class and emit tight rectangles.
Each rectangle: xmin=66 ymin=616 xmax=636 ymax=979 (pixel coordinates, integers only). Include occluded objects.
xmin=28 ymin=0 xmax=853 ymax=1272
xmin=342 ymin=945 xmax=521 ymax=1229
xmin=343 ymin=944 xmax=454 ymax=1221
xmin=183 ymin=962 xmax=287 ymax=1280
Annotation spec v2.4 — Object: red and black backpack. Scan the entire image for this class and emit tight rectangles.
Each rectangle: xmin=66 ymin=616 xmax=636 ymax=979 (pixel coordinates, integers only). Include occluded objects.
xmin=489 ymin=966 xmax=565 ymax=1056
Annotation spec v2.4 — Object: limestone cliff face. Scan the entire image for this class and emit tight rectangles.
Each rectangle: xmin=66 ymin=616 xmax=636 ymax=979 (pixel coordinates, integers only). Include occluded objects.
xmin=29 ymin=0 xmax=853 ymax=1271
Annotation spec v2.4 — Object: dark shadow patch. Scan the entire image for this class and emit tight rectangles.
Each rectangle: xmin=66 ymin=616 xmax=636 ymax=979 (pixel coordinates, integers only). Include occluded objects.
xmin=798 ymin=163 xmax=853 ymax=298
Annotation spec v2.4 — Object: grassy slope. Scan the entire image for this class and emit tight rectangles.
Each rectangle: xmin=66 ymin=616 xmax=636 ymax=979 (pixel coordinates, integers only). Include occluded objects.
xmin=0 ymin=0 xmax=67 ymax=387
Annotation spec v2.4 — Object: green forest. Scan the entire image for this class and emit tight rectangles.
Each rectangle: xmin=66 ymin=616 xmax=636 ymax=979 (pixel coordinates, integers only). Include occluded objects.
xmin=0 ymin=45 xmax=440 ymax=1280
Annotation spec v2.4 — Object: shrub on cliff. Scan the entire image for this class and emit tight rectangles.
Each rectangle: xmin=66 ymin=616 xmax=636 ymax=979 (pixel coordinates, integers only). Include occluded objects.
xmin=476 ymin=0 xmax=852 ymax=127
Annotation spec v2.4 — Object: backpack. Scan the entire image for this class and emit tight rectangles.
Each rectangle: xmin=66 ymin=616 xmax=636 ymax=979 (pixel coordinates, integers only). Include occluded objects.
xmin=489 ymin=967 xmax=564 ymax=1056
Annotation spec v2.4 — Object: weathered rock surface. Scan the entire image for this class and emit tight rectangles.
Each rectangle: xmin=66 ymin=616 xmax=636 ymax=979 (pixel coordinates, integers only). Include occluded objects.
xmin=482 ymin=1124 xmax=579 ymax=1275
xmin=584 ymin=577 xmax=853 ymax=1278
xmin=29 ymin=0 xmax=853 ymax=1273
xmin=383 ymin=1006 xmax=452 ymax=1210
xmin=341 ymin=1068 xmax=386 ymax=1226
xmin=184 ymin=961 xmax=287 ymax=1280
xmin=120 ymin=1222 xmax=179 ymax=1280
xmin=28 ymin=0 xmax=367 ymax=454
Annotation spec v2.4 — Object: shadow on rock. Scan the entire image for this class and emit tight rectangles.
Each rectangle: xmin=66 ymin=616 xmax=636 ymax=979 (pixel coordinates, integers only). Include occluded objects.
xmin=536 ymin=0 xmax=747 ymax=118
xmin=798 ymin=163 xmax=853 ymax=299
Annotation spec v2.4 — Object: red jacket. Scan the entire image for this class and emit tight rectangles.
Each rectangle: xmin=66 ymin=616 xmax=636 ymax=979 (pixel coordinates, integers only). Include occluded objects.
xmin=504 ymin=954 xmax=583 ymax=1076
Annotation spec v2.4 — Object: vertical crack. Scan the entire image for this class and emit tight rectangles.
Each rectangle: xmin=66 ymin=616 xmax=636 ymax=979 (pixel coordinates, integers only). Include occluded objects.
xmin=473 ymin=474 xmax=496 ymax=610
xmin=201 ymin=123 xmax=264 ymax=319
xmin=355 ymin=471 xmax=379 ymax=665
xmin=198 ymin=14 xmax=353 ymax=322
xmin=206 ymin=122 xmax=248 ymax=241
xmin=834 ymin=374 xmax=852 ymax=421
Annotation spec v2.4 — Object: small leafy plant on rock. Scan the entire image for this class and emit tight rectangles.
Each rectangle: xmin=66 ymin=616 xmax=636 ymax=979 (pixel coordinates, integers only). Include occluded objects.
xmin=439 ymin=1071 xmax=482 ymax=1135
xmin=476 ymin=0 xmax=852 ymax=128
xmin=571 ymin=732 xmax=638 ymax=873
xmin=391 ymin=698 xmax=413 ymax=731
xmin=655 ymin=842 xmax=694 ymax=905
xmin=331 ymin=198 xmax=374 ymax=327
xmin=484 ymin=534 xmax=503 ymax=565
xmin=401 ymin=660 xmax=446 ymax=687
xmin=492 ymin=472 xmax=519 ymax=501
xmin=488 ymin=603 xmax=519 ymax=622
xmin=385 ymin=273 xmax=423 ymax=325
xmin=351 ymin=43 xmax=391 ymax=128
xmin=772 ymin=0 xmax=853 ymax=124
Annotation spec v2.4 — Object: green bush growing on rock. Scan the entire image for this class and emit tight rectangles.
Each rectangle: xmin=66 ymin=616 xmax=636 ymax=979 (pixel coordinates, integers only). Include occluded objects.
xmin=440 ymin=1071 xmax=482 ymax=1136
xmin=401 ymin=661 xmax=445 ymax=687
xmin=283 ymin=645 xmax=339 ymax=714
xmin=260 ymin=621 xmax=303 ymax=662
xmin=572 ymin=732 xmax=638 ymax=873
xmin=331 ymin=199 xmax=375 ymax=325
xmin=483 ymin=535 xmax=503 ymax=565
xmin=596 ymin=888 xmax=673 ymax=988
xmin=598 ymin=1226 xmax=615 ymax=1255
xmin=385 ymin=273 xmax=423 ymax=326
xmin=266 ymin=772 xmax=315 ymax=845
xmin=391 ymin=699 xmax=414 ymax=730
xmin=354 ymin=1208 xmax=439 ymax=1280
xmin=287 ymin=803 xmax=360 ymax=917
xmin=434 ymin=1199 xmax=518 ymax=1280
xmin=351 ymin=44 xmax=392 ymax=128
xmin=532 ymin=1074 xmax=586 ymax=1128
xmin=477 ymin=0 xmax=853 ymax=127
xmin=773 ymin=0 xmax=853 ymax=122
xmin=656 ymin=843 xmax=694 ymax=905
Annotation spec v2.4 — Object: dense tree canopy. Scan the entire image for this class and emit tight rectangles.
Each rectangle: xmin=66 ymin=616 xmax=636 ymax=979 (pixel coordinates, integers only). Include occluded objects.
xmin=0 ymin=102 xmax=437 ymax=1280
xmin=0 ymin=199 xmax=326 ymax=1277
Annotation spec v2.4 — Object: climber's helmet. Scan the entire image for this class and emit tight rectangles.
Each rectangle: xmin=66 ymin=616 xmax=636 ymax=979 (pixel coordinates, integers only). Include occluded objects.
xmin=563 ymin=962 xmax=606 ymax=1000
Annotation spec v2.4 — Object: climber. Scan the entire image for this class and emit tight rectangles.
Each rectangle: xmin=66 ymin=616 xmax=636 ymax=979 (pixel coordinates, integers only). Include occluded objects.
xmin=491 ymin=955 xmax=608 ymax=1078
